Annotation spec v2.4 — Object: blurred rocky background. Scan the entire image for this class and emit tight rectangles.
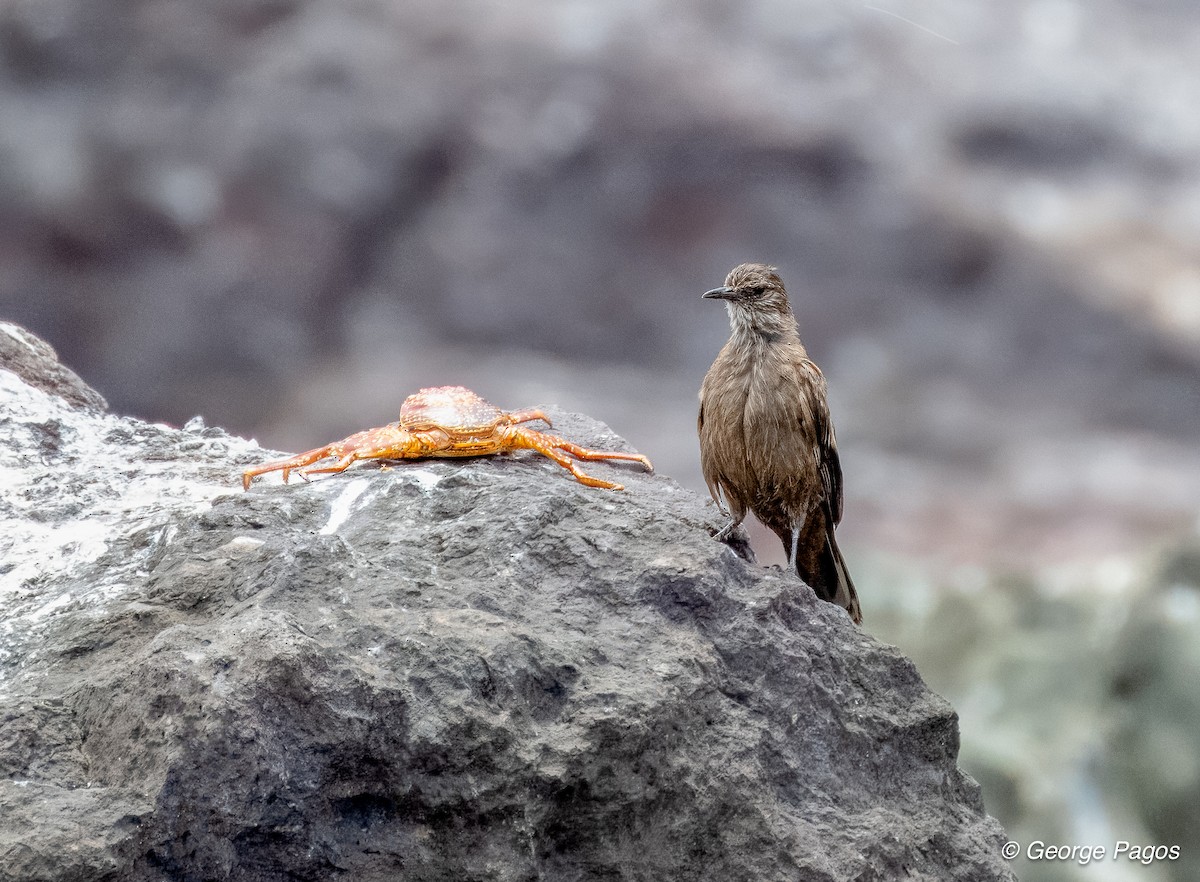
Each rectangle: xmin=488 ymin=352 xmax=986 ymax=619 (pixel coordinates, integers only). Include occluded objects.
xmin=1 ymin=1 xmax=1198 ymax=879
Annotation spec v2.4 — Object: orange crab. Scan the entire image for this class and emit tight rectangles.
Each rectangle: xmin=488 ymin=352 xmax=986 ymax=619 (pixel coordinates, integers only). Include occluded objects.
xmin=242 ymin=385 xmax=653 ymax=491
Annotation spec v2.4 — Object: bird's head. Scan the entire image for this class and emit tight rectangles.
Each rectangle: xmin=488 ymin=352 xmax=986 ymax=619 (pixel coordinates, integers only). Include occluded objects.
xmin=704 ymin=263 xmax=790 ymax=311
xmin=703 ymin=263 xmax=795 ymax=335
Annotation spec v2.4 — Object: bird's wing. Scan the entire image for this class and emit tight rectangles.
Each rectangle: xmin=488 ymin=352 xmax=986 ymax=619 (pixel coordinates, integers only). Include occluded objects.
xmin=821 ymin=424 xmax=844 ymax=525
xmin=797 ymin=359 xmax=844 ymax=525
xmin=697 ymin=396 xmax=729 ymax=509
xmin=698 ymin=369 xmax=753 ymax=516
xmin=697 ymin=399 xmax=715 ymax=499
xmin=753 ymin=357 xmax=849 ymax=523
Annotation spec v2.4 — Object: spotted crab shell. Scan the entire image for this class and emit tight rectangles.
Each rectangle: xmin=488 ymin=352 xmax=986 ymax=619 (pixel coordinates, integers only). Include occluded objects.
xmin=398 ymin=386 xmax=506 ymax=433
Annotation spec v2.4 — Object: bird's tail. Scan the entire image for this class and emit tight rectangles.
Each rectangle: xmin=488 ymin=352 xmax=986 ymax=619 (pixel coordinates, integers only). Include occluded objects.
xmin=784 ymin=508 xmax=862 ymax=625
xmin=824 ymin=533 xmax=862 ymax=625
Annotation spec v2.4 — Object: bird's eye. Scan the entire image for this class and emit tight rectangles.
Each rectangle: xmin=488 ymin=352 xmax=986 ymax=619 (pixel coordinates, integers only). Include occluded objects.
xmin=748 ymin=285 xmax=766 ymax=297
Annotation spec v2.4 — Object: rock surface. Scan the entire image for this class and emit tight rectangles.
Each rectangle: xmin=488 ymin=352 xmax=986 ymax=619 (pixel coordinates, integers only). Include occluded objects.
xmin=0 ymin=324 xmax=1013 ymax=881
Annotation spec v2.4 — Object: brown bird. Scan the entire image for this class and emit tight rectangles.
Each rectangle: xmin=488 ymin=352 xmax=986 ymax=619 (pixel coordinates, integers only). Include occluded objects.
xmin=698 ymin=263 xmax=862 ymax=623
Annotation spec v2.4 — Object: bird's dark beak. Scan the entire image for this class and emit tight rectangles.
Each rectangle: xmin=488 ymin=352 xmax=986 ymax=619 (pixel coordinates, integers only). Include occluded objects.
xmin=703 ymin=286 xmax=736 ymax=301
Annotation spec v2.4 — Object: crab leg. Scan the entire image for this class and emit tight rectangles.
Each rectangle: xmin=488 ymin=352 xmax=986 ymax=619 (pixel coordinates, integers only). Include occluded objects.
xmin=300 ymin=426 xmax=443 ymax=478
xmin=519 ymin=440 xmax=623 ymax=489
xmin=506 ymin=428 xmax=652 ymax=490
xmin=242 ymin=426 xmax=417 ymax=489
xmin=547 ymin=439 xmax=653 ymax=472
xmin=241 ymin=430 xmax=374 ymax=490
xmin=505 ymin=408 xmax=552 ymax=426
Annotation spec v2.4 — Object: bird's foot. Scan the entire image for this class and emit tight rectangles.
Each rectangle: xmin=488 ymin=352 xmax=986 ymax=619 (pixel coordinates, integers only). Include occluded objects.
xmin=713 ymin=520 xmax=740 ymax=542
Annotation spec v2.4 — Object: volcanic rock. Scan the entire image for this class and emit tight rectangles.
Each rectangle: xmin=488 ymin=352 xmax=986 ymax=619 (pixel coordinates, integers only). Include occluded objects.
xmin=0 ymin=323 xmax=1013 ymax=881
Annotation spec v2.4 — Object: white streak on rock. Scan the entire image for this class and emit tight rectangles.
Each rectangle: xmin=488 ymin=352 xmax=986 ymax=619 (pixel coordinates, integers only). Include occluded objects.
xmin=408 ymin=469 xmax=442 ymax=493
xmin=319 ymin=479 xmax=371 ymax=535
xmin=222 ymin=536 xmax=266 ymax=554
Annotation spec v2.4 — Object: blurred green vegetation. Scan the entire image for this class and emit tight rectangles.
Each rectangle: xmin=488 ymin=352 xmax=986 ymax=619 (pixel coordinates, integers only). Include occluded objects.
xmin=863 ymin=536 xmax=1200 ymax=882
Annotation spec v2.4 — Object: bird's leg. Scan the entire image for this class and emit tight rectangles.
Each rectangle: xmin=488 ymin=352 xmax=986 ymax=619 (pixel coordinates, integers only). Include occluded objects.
xmin=786 ymin=514 xmax=807 ymax=569
xmin=713 ymin=512 xmax=745 ymax=543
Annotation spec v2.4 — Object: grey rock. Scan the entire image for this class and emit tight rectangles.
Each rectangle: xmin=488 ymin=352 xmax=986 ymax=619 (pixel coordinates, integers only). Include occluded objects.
xmin=0 ymin=322 xmax=106 ymax=413
xmin=0 ymin=324 xmax=1013 ymax=881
